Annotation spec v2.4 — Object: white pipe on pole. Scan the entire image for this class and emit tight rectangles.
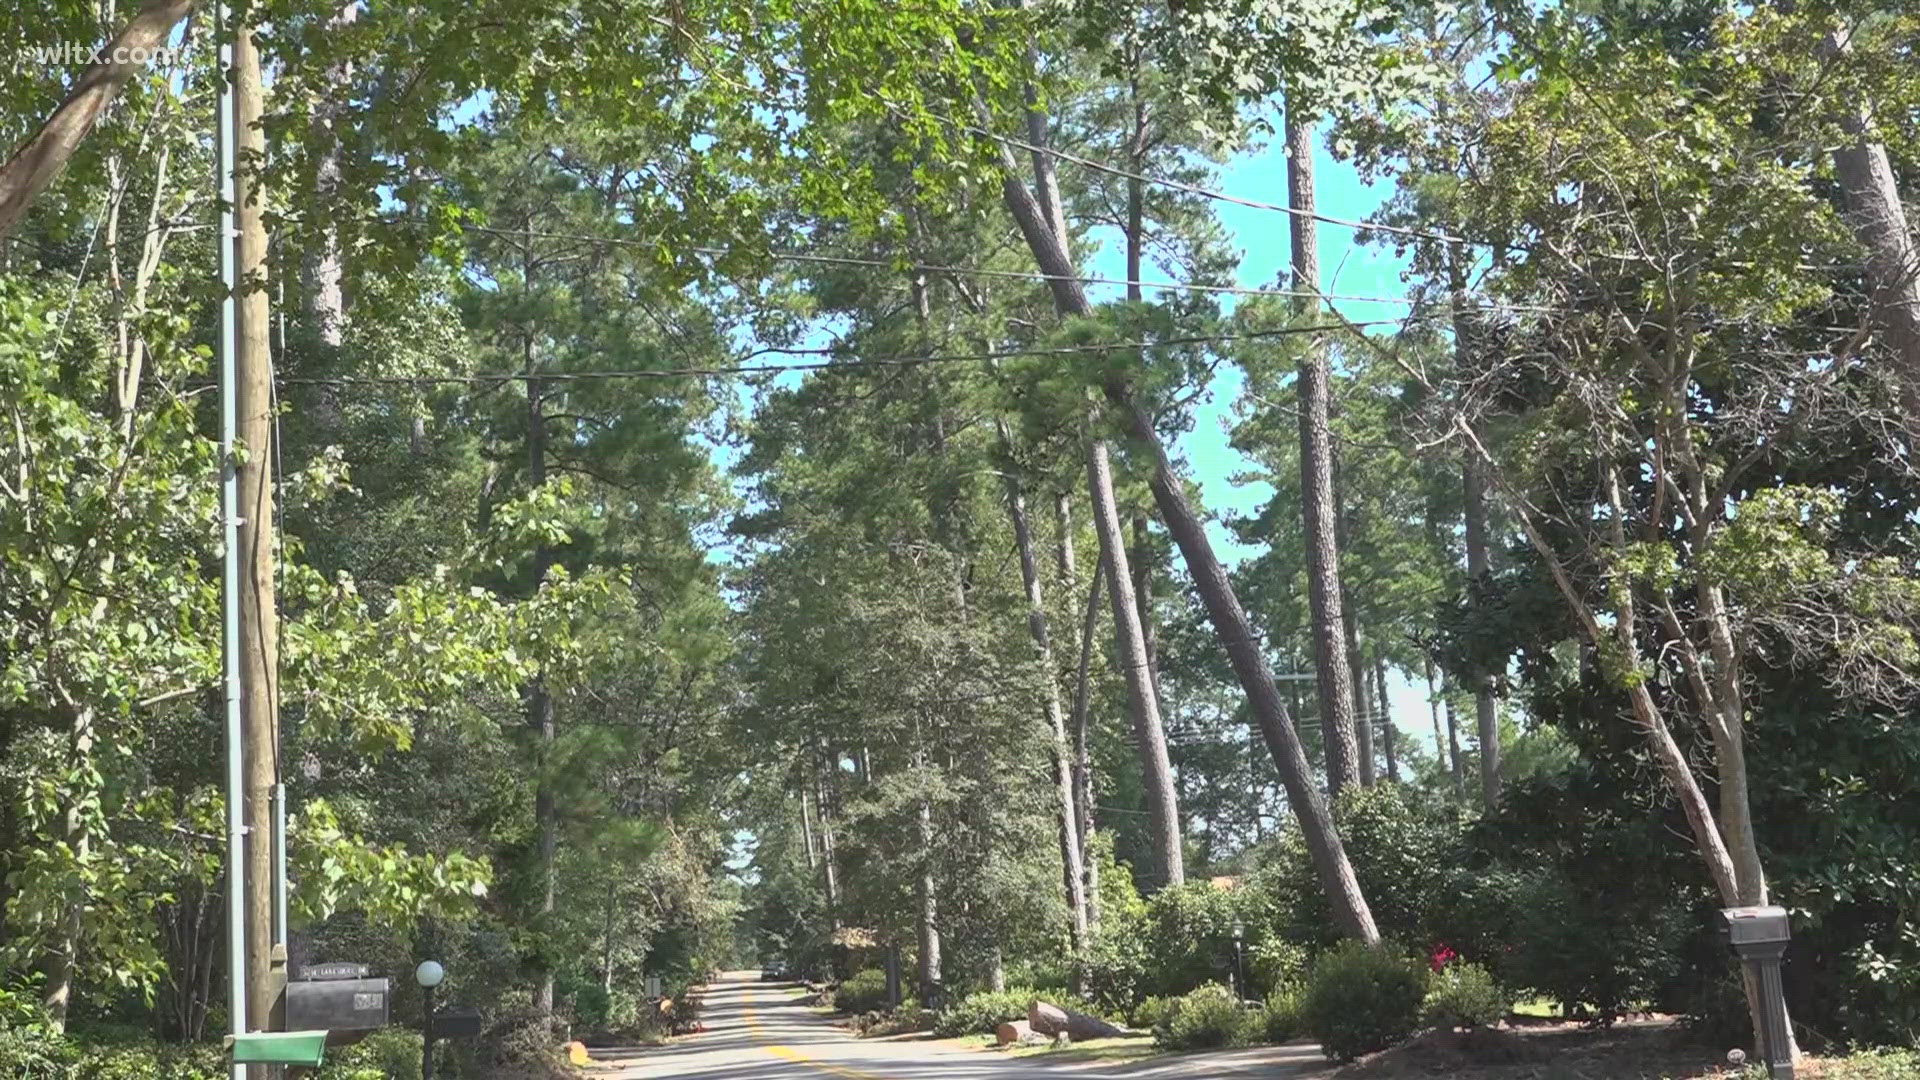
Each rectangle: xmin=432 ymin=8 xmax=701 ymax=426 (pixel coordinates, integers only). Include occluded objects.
xmin=274 ymin=783 xmax=287 ymax=948
xmin=217 ymin=5 xmax=248 ymax=1076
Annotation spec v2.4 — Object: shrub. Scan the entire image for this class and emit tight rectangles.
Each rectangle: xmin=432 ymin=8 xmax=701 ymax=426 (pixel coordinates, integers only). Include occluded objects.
xmin=0 ymin=1027 xmax=76 ymax=1080
xmin=1813 ymin=1049 xmax=1920 ymax=1080
xmin=1154 ymin=983 xmax=1253 ymax=1051
xmin=1424 ymin=962 xmax=1508 ymax=1030
xmin=1130 ymin=995 xmax=1176 ymax=1032
xmin=318 ymin=1028 xmax=424 ymax=1080
xmin=1085 ymin=918 xmax=1150 ymax=1017
xmin=832 ymin=969 xmax=890 ymax=1015
xmin=1139 ymin=883 xmax=1270 ymax=999
xmin=1261 ymin=984 xmax=1304 ymax=1044
xmin=76 ymin=1041 xmax=226 ymax=1080
xmin=574 ymin=983 xmax=642 ymax=1030
xmin=931 ymin=987 xmax=1038 ymax=1038
xmin=656 ymin=988 xmax=703 ymax=1035
xmin=851 ymin=1005 xmax=932 ymax=1037
xmin=1299 ymin=940 xmax=1428 ymax=1062
xmin=1247 ymin=938 xmax=1310 ymax=999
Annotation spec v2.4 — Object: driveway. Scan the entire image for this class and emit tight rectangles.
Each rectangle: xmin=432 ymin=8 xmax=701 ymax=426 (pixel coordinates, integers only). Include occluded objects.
xmin=588 ymin=972 xmax=1325 ymax=1080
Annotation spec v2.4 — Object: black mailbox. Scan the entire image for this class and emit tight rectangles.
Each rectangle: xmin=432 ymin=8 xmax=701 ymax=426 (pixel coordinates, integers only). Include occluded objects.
xmin=1725 ymin=906 xmax=1790 ymax=951
xmin=286 ymin=976 xmax=391 ymax=1031
xmin=434 ymin=1006 xmax=483 ymax=1039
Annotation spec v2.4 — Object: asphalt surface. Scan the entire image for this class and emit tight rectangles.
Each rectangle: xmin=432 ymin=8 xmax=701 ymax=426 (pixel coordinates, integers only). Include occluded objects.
xmin=588 ymin=972 xmax=1324 ymax=1080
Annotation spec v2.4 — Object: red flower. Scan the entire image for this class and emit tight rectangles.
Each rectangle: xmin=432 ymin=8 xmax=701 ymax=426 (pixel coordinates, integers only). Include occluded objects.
xmin=1430 ymin=945 xmax=1457 ymax=972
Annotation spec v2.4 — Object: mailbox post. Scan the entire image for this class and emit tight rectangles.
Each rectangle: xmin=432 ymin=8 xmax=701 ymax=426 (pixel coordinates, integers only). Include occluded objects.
xmin=1723 ymin=906 xmax=1794 ymax=1080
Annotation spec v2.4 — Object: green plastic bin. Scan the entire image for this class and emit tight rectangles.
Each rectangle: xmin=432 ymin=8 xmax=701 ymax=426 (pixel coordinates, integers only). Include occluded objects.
xmin=230 ymin=1030 xmax=329 ymax=1066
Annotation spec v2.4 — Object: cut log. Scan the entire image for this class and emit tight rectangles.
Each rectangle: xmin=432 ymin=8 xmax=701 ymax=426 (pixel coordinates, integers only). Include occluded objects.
xmin=1028 ymin=999 xmax=1127 ymax=1041
xmin=995 ymin=1019 xmax=1032 ymax=1046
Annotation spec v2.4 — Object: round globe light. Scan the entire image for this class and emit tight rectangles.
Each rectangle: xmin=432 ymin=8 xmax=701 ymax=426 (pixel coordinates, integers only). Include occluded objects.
xmin=415 ymin=960 xmax=445 ymax=988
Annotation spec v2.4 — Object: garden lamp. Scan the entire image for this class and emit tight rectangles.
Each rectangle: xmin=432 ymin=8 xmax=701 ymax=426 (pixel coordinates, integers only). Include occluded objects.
xmin=416 ymin=961 xmax=445 ymax=1080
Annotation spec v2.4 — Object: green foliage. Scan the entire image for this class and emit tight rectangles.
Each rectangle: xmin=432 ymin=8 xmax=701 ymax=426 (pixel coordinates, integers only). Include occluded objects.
xmin=1129 ymin=995 xmax=1176 ymax=1031
xmin=1152 ymin=982 xmax=1253 ymax=1051
xmin=832 ymin=969 xmax=891 ymax=1015
xmin=1423 ymin=962 xmax=1508 ymax=1030
xmin=931 ymin=987 xmax=1038 ymax=1037
xmin=1247 ymin=938 xmax=1310 ymax=999
xmin=316 ymin=1028 xmax=424 ymax=1080
xmin=1798 ymin=1049 xmax=1920 ymax=1080
xmin=291 ymin=800 xmax=491 ymax=927
xmin=1137 ymin=881 xmax=1270 ymax=999
xmin=76 ymin=1041 xmax=226 ymax=1079
xmin=1261 ymin=984 xmax=1304 ymax=1044
xmin=1299 ymin=941 xmax=1428 ymax=1062
xmin=0 ymin=1026 xmax=77 ymax=1079
xmin=0 ymin=1027 xmax=225 ymax=1080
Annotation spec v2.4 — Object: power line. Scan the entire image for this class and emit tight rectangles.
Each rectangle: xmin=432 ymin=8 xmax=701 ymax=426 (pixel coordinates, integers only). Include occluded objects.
xmin=947 ymin=116 xmax=1487 ymax=251
xmin=367 ymin=216 xmax=1560 ymax=314
xmin=271 ymin=317 xmax=1435 ymax=386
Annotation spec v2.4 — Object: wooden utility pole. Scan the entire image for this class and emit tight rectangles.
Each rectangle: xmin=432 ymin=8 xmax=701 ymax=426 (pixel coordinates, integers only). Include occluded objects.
xmin=234 ymin=16 xmax=283 ymax=1066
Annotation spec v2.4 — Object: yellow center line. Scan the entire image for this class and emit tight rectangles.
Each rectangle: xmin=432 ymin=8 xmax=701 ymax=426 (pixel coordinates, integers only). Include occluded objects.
xmin=741 ymin=985 xmax=893 ymax=1080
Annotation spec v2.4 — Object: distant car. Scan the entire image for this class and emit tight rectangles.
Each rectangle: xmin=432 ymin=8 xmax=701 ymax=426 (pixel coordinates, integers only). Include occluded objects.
xmin=760 ymin=963 xmax=791 ymax=982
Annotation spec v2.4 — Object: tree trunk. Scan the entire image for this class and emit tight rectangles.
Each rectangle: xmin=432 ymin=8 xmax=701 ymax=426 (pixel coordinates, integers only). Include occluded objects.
xmin=41 ymin=701 xmax=95 ymax=1033
xmin=915 ymin=764 xmax=942 ymax=1002
xmin=1108 ymin=391 xmax=1378 ymax=941
xmin=1376 ymin=655 xmax=1397 ymax=783
xmin=1130 ymin=515 xmax=1164 ymax=711
xmin=818 ymin=775 xmax=841 ymax=929
xmin=1462 ymin=453 xmax=1501 ymax=806
xmin=1826 ymin=26 xmax=1920 ymax=419
xmin=998 ymin=451 xmax=1090 ymax=964
xmin=1023 ymin=49 xmax=1069 ymax=252
xmin=1088 ymin=441 xmax=1185 ymax=888
xmin=1125 ymin=74 xmax=1147 ymax=305
xmin=602 ymin=880 xmax=617 ymax=994
xmin=306 ymin=1 xmax=357 ymax=352
xmin=1346 ymin=609 xmax=1374 ymax=787
xmin=1444 ymin=692 xmax=1464 ymax=794
xmin=1286 ymin=109 xmax=1360 ymax=795
xmin=800 ymin=787 xmax=818 ymax=871
xmin=235 ymin=22 xmax=283 ymax=1050
xmin=1453 ymin=252 xmax=1503 ymax=806
xmin=1424 ymin=657 xmax=1456 ymax=792
xmin=0 ymin=0 xmax=197 ymax=237
xmin=981 ymin=98 xmax=1184 ymax=888
xmin=1068 ymin=555 xmax=1102 ymax=929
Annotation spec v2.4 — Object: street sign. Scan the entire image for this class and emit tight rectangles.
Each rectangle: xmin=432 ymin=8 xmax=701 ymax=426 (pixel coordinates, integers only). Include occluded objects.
xmin=298 ymin=962 xmax=371 ymax=981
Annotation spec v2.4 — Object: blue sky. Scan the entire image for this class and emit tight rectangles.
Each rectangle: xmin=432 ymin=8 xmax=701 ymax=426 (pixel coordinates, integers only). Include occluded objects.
xmin=1070 ymin=133 xmax=1443 ymax=757
xmin=713 ymin=129 xmax=1449 ymax=760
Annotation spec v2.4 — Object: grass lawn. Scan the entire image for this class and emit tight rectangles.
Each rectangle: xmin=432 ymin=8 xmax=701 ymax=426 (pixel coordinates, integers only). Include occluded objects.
xmin=1326 ymin=1021 xmax=1920 ymax=1080
xmin=948 ymin=1032 xmax=1165 ymax=1064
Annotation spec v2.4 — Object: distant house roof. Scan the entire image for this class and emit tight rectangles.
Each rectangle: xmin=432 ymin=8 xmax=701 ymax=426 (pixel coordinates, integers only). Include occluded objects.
xmin=830 ymin=927 xmax=879 ymax=948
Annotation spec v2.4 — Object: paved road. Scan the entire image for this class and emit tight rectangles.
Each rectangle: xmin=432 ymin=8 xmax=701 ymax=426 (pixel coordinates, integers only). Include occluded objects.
xmin=588 ymin=972 xmax=1324 ymax=1080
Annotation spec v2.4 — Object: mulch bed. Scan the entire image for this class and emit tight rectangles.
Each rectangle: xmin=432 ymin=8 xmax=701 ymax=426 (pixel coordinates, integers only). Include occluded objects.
xmin=1330 ymin=1017 xmax=1747 ymax=1079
